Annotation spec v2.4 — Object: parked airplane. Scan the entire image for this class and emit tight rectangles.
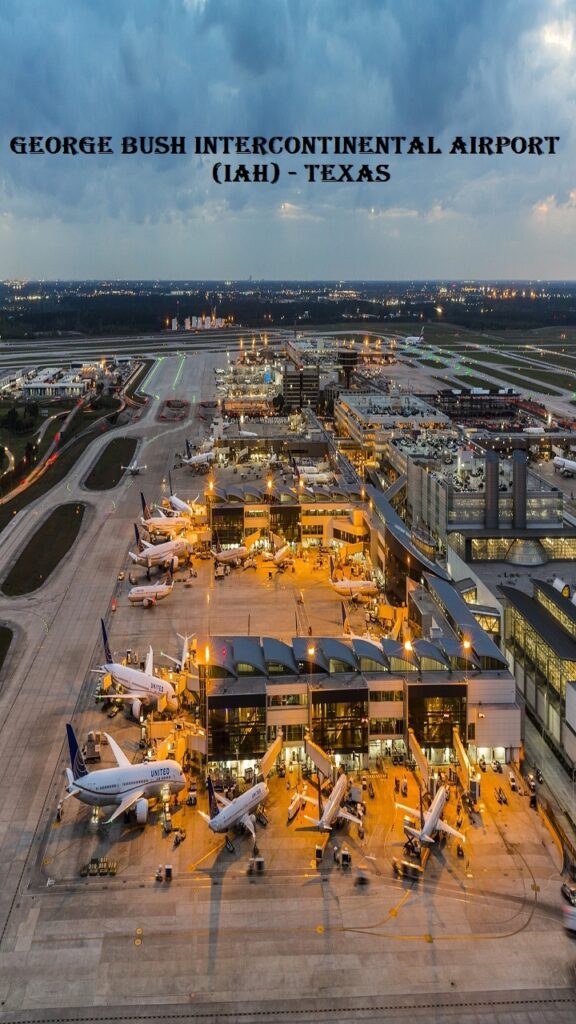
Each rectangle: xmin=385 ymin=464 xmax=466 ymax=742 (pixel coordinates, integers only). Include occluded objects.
xmin=128 ymin=565 xmax=174 ymax=607
xmin=269 ymin=531 xmax=292 ymax=566
xmin=329 ymin=559 xmax=378 ymax=598
xmin=181 ymin=440 xmax=215 ymax=468
xmin=95 ymin=619 xmax=178 ymax=719
xmin=302 ymin=772 xmax=363 ymax=831
xmin=140 ymin=493 xmax=187 ymax=535
xmin=121 ymin=460 xmax=147 ymax=476
xmin=553 ymin=455 xmax=576 ymax=477
xmin=211 ymin=535 xmax=249 ymax=564
xmin=396 ymin=784 xmax=465 ymax=845
xmin=65 ymin=723 xmax=185 ymax=824
xmin=166 ymin=471 xmax=201 ymax=515
xmin=402 ymin=326 xmax=425 ymax=345
xmin=128 ymin=525 xmax=191 ymax=571
xmin=199 ymin=776 xmax=269 ymax=849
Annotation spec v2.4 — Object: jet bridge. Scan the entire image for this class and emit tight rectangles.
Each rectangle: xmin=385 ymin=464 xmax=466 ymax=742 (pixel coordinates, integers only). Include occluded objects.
xmin=259 ymin=729 xmax=284 ymax=779
xmin=407 ymin=728 xmax=429 ymax=791
xmin=304 ymin=735 xmax=334 ymax=782
xmin=453 ymin=726 xmax=481 ymax=802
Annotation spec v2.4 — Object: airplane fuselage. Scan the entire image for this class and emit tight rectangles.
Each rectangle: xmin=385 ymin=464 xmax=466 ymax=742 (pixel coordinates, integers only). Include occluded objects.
xmin=330 ymin=579 xmax=378 ymax=597
xmin=141 ymin=515 xmax=187 ymax=535
xmin=71 ymin=760 xmax=185 ymax=809
xmin=105 ymin=662 xmax=177 ymax=710
xmin=128 ymin=584 xmax=172 ymax=604
xmin=130 ymin=537 xmax=189 ymax=567
xmin=212 ymin=546 xmax=248 ymax=564
xmin=209 ymin=782 xmax=269 ymax=833
xmin=319 ymin=774 xmax=350 ymax=830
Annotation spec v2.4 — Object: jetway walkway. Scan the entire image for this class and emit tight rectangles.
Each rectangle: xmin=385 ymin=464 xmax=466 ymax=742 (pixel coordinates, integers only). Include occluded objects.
xmin=453 ymin=726 xmax=481 ymax=801
xmin=407 ymin=728 xmax=429 ymax=791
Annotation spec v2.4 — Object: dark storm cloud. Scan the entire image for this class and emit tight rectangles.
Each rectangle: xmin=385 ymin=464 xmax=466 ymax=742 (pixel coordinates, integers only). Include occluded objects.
xmin=0 ymin=0 xmax=574 ymax=276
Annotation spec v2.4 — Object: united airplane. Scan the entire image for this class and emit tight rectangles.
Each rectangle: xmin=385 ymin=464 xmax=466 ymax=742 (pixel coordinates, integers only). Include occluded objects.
xmin=128 ymin=525 xmax=191 ymax=571
xmin=95 ymin=619 xmax=178 ymax=719
xmin=65 ymin=723 xmax=185 ymax=824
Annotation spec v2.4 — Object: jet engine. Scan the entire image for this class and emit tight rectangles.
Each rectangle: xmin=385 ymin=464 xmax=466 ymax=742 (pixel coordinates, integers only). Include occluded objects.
xmin=134 ymin=798 xmax=149 ymax=824
xmin=142 ymin=597 xmax=154 ymax=608
xmin=131 ymin=698 xmax=143 ymax=721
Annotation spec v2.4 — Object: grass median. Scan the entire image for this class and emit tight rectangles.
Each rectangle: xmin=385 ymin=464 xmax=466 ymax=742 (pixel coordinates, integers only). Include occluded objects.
xmin=2 ymin=503 xmax=85 ymax=597
xmin=84 ymin=436 xmax=138 ymax=490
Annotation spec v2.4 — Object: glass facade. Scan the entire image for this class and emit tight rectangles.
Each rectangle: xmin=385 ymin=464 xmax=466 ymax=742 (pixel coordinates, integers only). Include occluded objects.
xmin=407 ymin=684 xmax=466 ymax=750
xmin=209 ymin=697 xmax=267 ymax=759
xmin=311 ymin=691 xmax=368 ymax=753
xmin=505 ymin=605 xmax=576 ymax=704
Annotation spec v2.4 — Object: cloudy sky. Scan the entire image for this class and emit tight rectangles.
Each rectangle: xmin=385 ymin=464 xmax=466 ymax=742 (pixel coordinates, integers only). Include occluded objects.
xmin=0 ymin=0 xmax=575 ymax=279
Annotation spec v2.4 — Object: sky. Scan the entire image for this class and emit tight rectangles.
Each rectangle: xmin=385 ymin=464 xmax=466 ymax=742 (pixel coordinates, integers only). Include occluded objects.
xmin=0 ymin=0 xmax=575 ymax=280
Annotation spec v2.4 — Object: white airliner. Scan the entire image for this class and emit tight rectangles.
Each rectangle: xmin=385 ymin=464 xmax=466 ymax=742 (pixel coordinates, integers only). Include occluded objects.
xmin=329 ymin=559 xmax=379 ymax=598
xmin=65 ymin=723 xmax=185 ymax=824
xmin=95 ymin=619 xmax=178 ymax=719
xmin=269 ymin=532 xmax=292 ymax=566
xmin=128 ymin=565 xmax=174 ymax=607
xmin=199 ymin=776 xmax=269 ymax=847
xmin=553 ymin=455 xmax=576 ymax=477
xmin=302 ymin=773 xmax=363 ymax=831
xmin=396 ymin=784 xmax=465 ymax=845
xmin=140 ymin=493 xmax=188 ymax=535
xmin=128 ymin=525 xmax=191 ymax=571
xmin=181 ymin=440 xmax=215 ymax=468
xmin=166 ymin=472 xmax=201 ymax=515
xmin=402 ymin=326 xmax=425 ymax=345
xmin=523 ymin=426 xmax=545 ymax=435
xmin=121 ymin=460 xmax=147 ymax=476
xmin=211 ymin=536 xmax=249 ymax=564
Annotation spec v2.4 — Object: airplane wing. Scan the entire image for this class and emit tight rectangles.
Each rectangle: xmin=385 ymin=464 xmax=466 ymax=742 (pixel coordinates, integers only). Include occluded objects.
xmin=105 ymin=789 xmax=145 ymax=824
xmin=337 ymin=807 xmax=363 ymax=826
xmin=395 ymin=801 xmax=423 ymax=821
xmin=145 ymin=646 xmax=154 ymax=677
xmin=240 ymin=812 xmax=256 ymax=839
xmin=103 ymin=732 xmax=131 ymax=769
xmin=437 ymin=819 xmax=466 ymax=842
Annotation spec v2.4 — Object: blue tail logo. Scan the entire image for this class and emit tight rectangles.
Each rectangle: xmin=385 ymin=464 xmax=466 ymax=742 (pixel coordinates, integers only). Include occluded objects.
xmin=134 ymin=523 xmax=142 ymax=549
xmin=140 ymin=492 xmax=150 ymax=518
xmin=207 ymin=777 xmax=219 ymax=820
xmin=66 ymin=724 xmax=88 ymax=780
xmin=169 ymin=470 xmax=174 ymax=495
xmin=100 ymin=618 xmax=113 ymax=664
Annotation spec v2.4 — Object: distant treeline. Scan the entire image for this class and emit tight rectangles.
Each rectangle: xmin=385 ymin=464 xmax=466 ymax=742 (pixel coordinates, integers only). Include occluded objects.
xmin=2 ymin=290 xmax=576 ymax=337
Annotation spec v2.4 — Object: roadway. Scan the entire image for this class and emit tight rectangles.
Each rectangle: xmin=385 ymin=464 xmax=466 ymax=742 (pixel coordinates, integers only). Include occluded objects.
xmin=0 ymin=351 xmax=220 ymax=980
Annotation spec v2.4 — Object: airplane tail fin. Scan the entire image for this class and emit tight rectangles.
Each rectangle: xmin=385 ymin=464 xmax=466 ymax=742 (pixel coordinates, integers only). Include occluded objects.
xmin=66 ymin=723 xmax=89 ymax=780
xmin=207 ymin=777 xmax=219 ymax=819
xmin=214 ymin=532 xmax=222 ymax=554
xmin=185 ymin=440 xmax=192 ymax=460
xmin=134 ymin=523 xmax=143 ymax=550
xmin=140 ymin=492 xmax=151 ymax=519
xmin=169 ymin=470 xmax=173 ymax=495
xmin=100 ymin=618 xmax=113 ymax=665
